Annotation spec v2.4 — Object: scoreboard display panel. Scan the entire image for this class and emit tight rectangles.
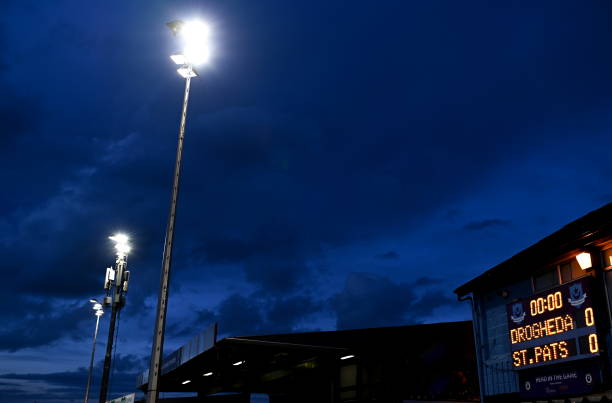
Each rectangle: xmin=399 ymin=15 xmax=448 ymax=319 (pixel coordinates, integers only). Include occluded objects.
xmin=507 ymin=277 xmax=600 ymax=370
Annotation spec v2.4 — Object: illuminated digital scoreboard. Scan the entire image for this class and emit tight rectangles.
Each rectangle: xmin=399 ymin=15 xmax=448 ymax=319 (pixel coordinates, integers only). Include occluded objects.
xmin=507 ymin=277 xmax=600 ymax=369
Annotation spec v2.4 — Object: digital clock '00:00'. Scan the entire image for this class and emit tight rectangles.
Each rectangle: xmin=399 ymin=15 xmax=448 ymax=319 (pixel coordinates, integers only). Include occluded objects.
xmin=529 ymin=291 xmax=562 ymax=316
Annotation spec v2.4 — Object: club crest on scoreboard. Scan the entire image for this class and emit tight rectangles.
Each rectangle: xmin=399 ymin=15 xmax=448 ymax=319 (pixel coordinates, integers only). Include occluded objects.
xmin=511 ymin=302 xmax=526 ymax=324
xmin=568 ymin=283 xmax=587 ymax=308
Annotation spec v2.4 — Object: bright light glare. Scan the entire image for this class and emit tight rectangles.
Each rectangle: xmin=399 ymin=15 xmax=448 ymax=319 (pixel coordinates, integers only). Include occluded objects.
xmin=232 ymin=361 xmax=244 ymax=366
xmin=180 ymin=20 xmax=211 ymax=66
xmin=182 ymin=20 xmax=210 ymax=43
xmin=109 ymin=233 xmax=131 ymax=256
xmin=183 ymin=43 xmax=211 ymax=66
xmin=115 ymin=243 xmax=131 ymax=255
xmin=109 ymin=233 xmax=129 ymax=244
xmin=181 ymin=380 xmax=191 ymax=385
xmin=340 ymin=355 xmax=355 ymax=360
xmin=203 ymin=372 xmax=213 ymax=376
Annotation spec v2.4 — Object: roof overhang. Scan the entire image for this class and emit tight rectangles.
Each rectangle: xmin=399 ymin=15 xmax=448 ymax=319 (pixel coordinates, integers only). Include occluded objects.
xmin=138 ymin=336 xmax=349 ymax=393
xmin=454 ymin=203 xmax=612 ymax=297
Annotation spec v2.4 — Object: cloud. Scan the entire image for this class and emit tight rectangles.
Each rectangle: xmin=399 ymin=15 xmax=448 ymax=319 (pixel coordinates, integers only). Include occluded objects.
xmin=463 ymin=218 xmax=512 ymax=231
xmin=330 ymin=273 xmax=455 ymax=330
xmin=265 ymin=295 xmax=322 ymax=333
xmin=167 ymin=292 xmax=324 ymax=340
xmin=1 ymin=0 xmax=607 ymax=357
xmin=192 ymin=223 xmax=320 ymax=295
xmin=413 ymin=276 xmax=443 ymax=287
xmin=196 ymin=237 xmax=253 ymax=264
xmin=216 ymin=294 xmax=265 ymax=336
xmin=0 ymin=300 xmax=90 ymax=352
xmin=168 ymin=308 xmax=217 ymax=340
xmin=0 ymin=354 xmax=144 ymax=403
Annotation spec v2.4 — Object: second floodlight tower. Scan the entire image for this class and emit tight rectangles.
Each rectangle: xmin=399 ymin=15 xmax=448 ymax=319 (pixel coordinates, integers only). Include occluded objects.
xmin=99 ymin=234 xmax=131 ymax=403
xmin=146 ymin=19 xmax=212 ymax=403
xmin=84 ymin=300 xmax=104 ymax=403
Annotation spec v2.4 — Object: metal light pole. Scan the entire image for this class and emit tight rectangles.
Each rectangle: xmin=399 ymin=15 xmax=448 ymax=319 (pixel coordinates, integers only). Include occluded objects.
xmin=84 ymin=300 xmax=104 ymax=403
xmin=146 ymin=20 xmax=211 ymax=403
xmin=99 ymin=234 xmax=131 ymax=403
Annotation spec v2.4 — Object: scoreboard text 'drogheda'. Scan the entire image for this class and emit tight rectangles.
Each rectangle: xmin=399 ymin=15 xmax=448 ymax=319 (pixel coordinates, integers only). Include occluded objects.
xmin=507 ymin=277 xmax=600 ymax=369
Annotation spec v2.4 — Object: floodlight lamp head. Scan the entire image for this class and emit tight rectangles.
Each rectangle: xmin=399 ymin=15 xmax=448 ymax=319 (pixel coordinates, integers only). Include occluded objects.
xmin=109 ymin=233 xmax=131 ymax=257
xmin=177 ymin=65 xmax=199 ymax=78
xmin=168 ymin=19 xmax=211 ymax=67
xmin=167 ymin=20 xmax=185 ymax=36
xmin=170 ymin=54 xmax=187 ymax=65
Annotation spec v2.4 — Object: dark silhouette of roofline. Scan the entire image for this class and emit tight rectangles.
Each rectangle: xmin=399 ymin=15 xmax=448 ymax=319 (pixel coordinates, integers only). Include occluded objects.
xmin=234 ymin=320 xmax=469 ymax=341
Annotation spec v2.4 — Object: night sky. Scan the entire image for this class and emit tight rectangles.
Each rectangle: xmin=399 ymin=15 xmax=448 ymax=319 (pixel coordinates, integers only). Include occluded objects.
xmin=2 ymin=1 xmax=612 ymax=402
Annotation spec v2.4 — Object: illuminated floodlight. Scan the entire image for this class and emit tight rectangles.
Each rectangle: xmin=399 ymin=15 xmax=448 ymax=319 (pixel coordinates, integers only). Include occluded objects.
xmin=340 ymin=354 xmax=355 ymax=360
xmin=170 ymin=54 xmax=187 ymax=65
xmin=177 ymin=66 xmax=198 ymax=78
xmin=109 ymin=233 xmax=128 ymax=244
xmin=182 ymin=20 xmax=211 ymax=65
xmin=109 ymin=233 xmax=131 ymax=256
xmin=203 ymin=372 xmax=213 ymax=377
xmin=168 ymin=19 xmax=212 ymax=66
xmin=90 ymin=299 xmax=104 ymax=317
xmin=182 ymin=20 xmax=210 ymax=59
xmin=576 ymin=252 xmax=592 ymax=270
xmin=181 ymin=380 xmax=191 ymax=385
xmin=232 ymin=361 xmax=244 ymax=366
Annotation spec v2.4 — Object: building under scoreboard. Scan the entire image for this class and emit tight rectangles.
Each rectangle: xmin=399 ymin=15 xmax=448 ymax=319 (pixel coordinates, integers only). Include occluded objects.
xmin=455 ymin=203 xmax=612 ymax=402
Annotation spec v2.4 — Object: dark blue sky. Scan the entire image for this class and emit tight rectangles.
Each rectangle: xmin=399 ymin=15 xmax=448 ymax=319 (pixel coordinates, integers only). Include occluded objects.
xmin=1 ymin=1 xmax=612 ymax=402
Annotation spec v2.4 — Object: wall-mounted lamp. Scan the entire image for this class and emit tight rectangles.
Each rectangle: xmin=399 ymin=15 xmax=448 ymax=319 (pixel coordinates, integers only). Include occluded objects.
xmin=576 ymin=252 xmax=592 ymax=270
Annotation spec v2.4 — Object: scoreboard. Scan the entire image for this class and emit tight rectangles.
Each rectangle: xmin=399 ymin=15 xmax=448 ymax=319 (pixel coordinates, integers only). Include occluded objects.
xmin=507 ymin=277 xmax=600 ymax=370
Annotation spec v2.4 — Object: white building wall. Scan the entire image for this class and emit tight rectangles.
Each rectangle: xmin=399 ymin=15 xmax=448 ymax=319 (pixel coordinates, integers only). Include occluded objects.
xmin=476 ymin=278 xmax=531 ymax=397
